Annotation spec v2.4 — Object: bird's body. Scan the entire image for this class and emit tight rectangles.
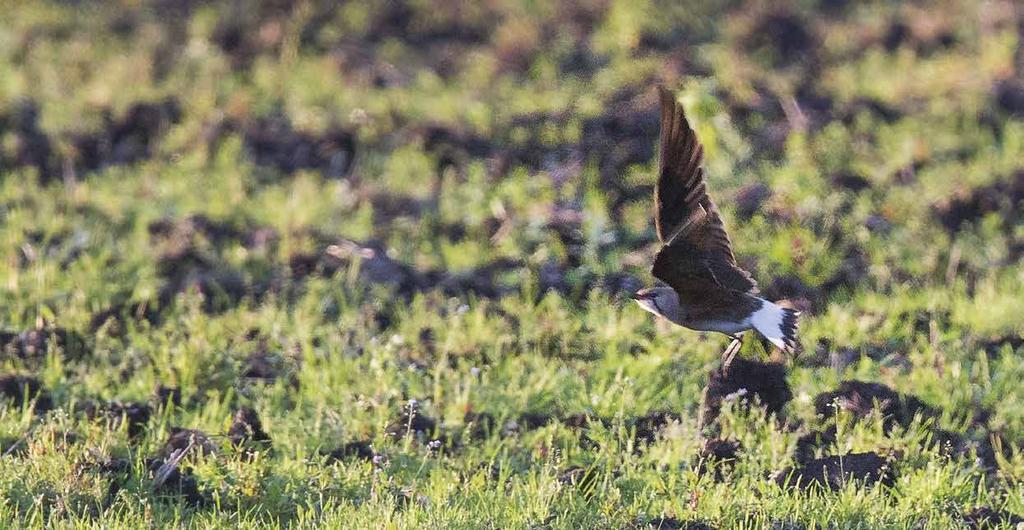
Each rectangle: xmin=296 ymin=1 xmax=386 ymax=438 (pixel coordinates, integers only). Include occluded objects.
xmin=632 ymin=87 xmax=799 ymax=356
xmin=633 ymin=284 xmax=796 ymax=349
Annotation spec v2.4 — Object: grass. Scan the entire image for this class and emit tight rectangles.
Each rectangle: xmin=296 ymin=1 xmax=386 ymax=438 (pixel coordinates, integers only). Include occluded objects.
xmin=1 ymin=0 xmax=1024 ymax=528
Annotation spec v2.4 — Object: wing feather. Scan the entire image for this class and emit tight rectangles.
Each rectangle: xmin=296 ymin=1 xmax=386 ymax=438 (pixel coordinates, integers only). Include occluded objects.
xmin=652 ymin=87 xmax=758 ymax=298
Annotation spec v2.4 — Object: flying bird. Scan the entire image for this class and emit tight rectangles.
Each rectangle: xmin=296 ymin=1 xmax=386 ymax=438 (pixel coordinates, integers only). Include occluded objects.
xmin=632 ymin=86 xmax=799 ymax=364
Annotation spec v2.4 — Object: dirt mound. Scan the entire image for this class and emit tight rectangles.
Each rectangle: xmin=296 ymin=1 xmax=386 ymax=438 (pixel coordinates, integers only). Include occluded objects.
xmin=149 ymin=230 xmax=253 ymax=313
xmin=288 ymin=240 xmax=422 ymax=295
xmin=239 ymin=114 xmax=356 ymax=179
xmin=462 ymin=411 xmax=497 ymax=441
xmin=148 ymin=214 xmax=279 ymax=252
xmin=144 ymin=457 xmax=207 ymax=506
xmin=247 ymin=355 xmax=300 ymax=390
xmin=0 ymin=374 xmax=52 ymax=412
xmin=385 ymin=402 xmax=440 ymax=440
xmin=793 ymin=427 xmax=837 ymax=464
xmin=995 ymin=79 xmax=1024 ymax=117
xmin=935 ymin=171 xmax=1024 ymax=233
xmin=775 ymin=452 xmax=895 ymax=491
xmin=813 ymin=380 xmax=935 ymax=431
xmin=735 ymin=183 xmax=772 ymax=219
xmin=0 ymin=100 xmax=56 ymax=180
xmin=700 ymin=358 xmax=792 ymax=428
xmin=830 ymin=172 xmax=872 ymax=193
xmin=977 ymin=334 xmax=1024 ymax=357
xmin=645 ymin=518 xmax=718 ymax=530
xmin=159 ymin=427 xmax=218 ymax=458
xmin=418 ymin=124 xmax=494 ymax=177
xmin=228 ymin=407 xmax=272 ymax=454
xmin=79 ymin=400 xmax=153 ymax=439
xmin=154 ymin=385 xmax=182 ymax=407
xmin=557 ymin=465 xmax=599 ymax=497
xmin=69 ymin=98 xmax=182 ymax=173
xmin=581 ymin=95 xmax=660 ymax=190
xmin=962 ymin=506 xmax=1024 ymax=529
xmin=89 ymin=301 xmax=161 ymax=333
xmin=735 ymin=5 xmax=817 ymax=68
xmin=324 ymin=440 xmax=376 ymax=462
xmin=694 ymin=438 xmax=741 ymax=480
xmin=629 ymin=410 xmax=682 ymax=445
xmin=0 ymin=327 xmax=89 ymax=363
xmin=146 ymin=214 xmax=283 ymax=313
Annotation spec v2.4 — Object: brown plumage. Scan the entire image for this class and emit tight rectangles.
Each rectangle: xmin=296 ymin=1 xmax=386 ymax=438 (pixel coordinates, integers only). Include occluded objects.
xmin=632 ymin=86 xmax=799 ymax=356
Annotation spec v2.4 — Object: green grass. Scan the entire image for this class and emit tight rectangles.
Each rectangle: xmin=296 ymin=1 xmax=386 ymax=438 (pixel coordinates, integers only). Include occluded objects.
xmin=1 ymin=0 xmax=1024 ymax=528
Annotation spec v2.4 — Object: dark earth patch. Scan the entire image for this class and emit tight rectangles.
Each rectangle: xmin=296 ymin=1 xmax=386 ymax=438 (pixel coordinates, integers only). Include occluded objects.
xmin=830 ymin=172 xmax=872 ymax=193
xmin=557 ymin=465 xmax=599 ymax=497
xmin=151 ymin=231 xmax=252 ymax=313
xmin=228 ymin=407 xmax=272 ymax=454
xmin=699 ymin=358 xmax=792 ymax=428
xmin=813 ymin=380 xmax=936 ymax=432
xmin=0 ymin=100 xmax=57 ymax=180
xmin=69 ymin=98 xmax=182 ymax=174
xmin=78 ymin=400 xmax=153 ymax=439
xmin=145 ymin=457 xmax=207 ymax=506
xmin=238 ymin=113 xmax=356 ymax=179
xmin=418 ymin=124 xmax=494 ymax=178
xmin=961 ymin=506 xmax=1024 ymax=529
xmin=775 ymin=452 xmax=895 ymax=491
xmin=148 ymin=214 xmax=279 ymax=252
xmin=694 ymin=438 xmax=741 ymax=481
xmin=0 ymin=374 xmax=51 ymax=412
xmin=154 ymin=384 xmax=182 ymax=407
xmin=159 ymin=427 xmax=218 ymax=458
xmin=994 ymin=78 xmax=1024 ymax=117
xmin=629 ymin=410 xmax=681 ymax=445
xmin=735 ymin=5 xmax=817 ymax=68
xmin=385 ymin=402 xmax=440 ymax=440
xmin=976 ymin=334 xmax=1024 ymax=357
xmin=794 ymin=426 xmax=837 ymax=465
xmin=644 ymin=517 xmax=719 ymax=530
xmin=734 ymin=182 xmax=772 ymax=219
xmin=462 ymin=411 xmax=497 ymax=441
xmin=882 ymin=17 xmax=957 ymax=56
xmin=0 ymin=327 xmax=89 ymax=363
xmin=89 ymin=301 xmax=161 ymax=334
xmin=324 ymin=440 xmax=376 ymax=462
xmin=241 ymin=348 xmax=287 ymax=382
xmin=288 ymin=240 xmax=421 ymax=296
xmin=760 ymin=275 xmax=822 ymax=315
xmin=15 ymin=227 xmax=89 ymax=270
xmin=935 ymin=171 xmax=1024 ymax=233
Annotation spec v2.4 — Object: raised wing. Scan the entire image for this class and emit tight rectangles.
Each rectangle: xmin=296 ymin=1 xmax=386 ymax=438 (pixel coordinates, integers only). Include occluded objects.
xmin=652 ymin=242 xmax=757 ymax=298
xmin=652 ymin=86 xmax=757 ymax=296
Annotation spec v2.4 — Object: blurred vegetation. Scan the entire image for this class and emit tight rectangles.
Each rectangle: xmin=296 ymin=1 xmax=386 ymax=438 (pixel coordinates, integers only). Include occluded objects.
xmin=1 ymin=0 xmax=1024 ymax=527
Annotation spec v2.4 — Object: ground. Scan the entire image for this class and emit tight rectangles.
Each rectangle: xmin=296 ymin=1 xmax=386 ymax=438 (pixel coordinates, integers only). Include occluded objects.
xmin=1 ymin=0 xmax=1024 ymax=528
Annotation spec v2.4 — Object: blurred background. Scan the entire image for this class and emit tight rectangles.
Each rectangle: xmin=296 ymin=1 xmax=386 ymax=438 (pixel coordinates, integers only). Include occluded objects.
xmin=2 ymin=0 xmax=1022 ymax=314
xmin=1 ymin=1 xmax=1024 ymax=525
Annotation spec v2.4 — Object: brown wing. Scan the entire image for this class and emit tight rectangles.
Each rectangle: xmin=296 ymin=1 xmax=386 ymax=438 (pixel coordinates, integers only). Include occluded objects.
xmin=652 ymin=86 xmax=757 ymax=297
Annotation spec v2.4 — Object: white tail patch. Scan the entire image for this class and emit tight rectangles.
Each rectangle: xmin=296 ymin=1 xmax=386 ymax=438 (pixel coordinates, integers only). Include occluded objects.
xmin=749 ymin=299 xmax=800 ymax=354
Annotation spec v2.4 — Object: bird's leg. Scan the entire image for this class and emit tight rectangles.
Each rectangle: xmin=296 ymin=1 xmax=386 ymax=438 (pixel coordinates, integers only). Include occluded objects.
xmin=722 ymin=335 xmax=743 ymax=373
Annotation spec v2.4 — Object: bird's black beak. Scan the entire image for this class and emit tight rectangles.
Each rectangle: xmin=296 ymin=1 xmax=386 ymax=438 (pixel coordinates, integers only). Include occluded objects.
xmin=630 ymin=291 xmax=642 ymax=301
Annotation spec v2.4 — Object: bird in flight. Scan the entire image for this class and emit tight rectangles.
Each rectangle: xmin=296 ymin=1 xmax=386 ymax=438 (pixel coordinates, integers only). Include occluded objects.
xmin=632 ymin=86 xmax=799 ymax=365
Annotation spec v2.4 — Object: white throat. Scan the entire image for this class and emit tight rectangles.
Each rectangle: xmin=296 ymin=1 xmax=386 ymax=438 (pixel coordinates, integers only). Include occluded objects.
xmin=634 ymin=287 xmax=684 ymax=324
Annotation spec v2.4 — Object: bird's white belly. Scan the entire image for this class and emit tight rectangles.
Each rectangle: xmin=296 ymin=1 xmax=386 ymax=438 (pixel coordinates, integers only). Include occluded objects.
xmin=684 ymin=319 xmax=752 ymax=335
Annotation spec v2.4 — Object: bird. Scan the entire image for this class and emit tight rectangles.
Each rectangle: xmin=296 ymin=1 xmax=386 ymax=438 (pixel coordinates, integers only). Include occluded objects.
xmin=631 ymin=86 xmax=800 ymax=365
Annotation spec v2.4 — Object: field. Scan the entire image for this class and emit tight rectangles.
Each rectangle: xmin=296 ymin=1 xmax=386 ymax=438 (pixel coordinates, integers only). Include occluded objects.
xmin=2 ymin=0 xmax=1024 ymax=528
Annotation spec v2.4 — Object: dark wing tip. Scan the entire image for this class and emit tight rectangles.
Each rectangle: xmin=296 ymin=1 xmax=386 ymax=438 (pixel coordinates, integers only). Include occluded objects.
xmin=781 ymin=308 xmax=801 ymax=354
xmin=656 ymin=85 xmax=674 ymax=103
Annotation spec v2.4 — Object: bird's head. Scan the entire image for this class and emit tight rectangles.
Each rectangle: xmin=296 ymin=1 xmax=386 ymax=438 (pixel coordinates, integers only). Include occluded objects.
xmin=631 ymin=286 xmax=682 ymax=322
